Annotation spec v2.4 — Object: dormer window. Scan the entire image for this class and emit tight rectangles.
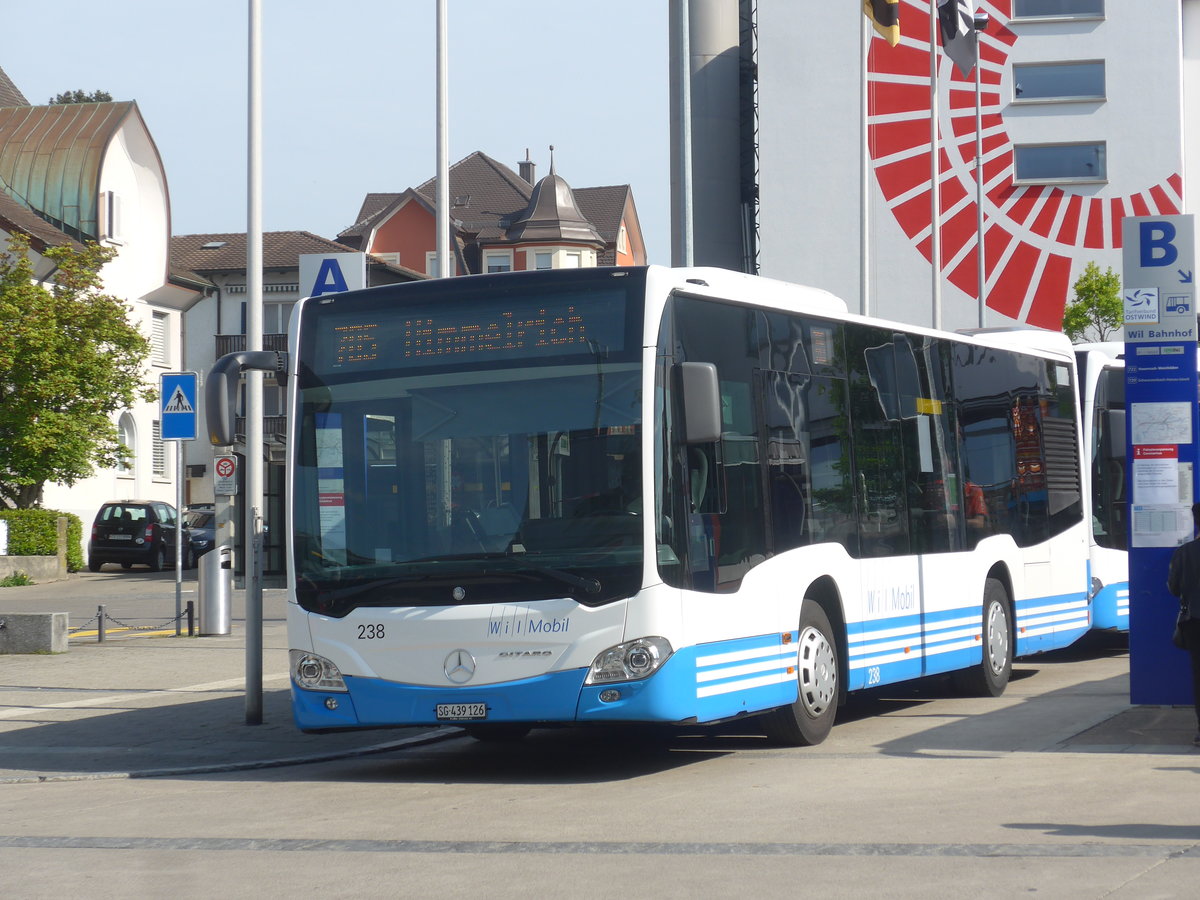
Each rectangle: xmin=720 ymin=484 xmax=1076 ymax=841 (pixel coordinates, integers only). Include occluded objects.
xmin=201 ymin=240 xmax=227 ymax=250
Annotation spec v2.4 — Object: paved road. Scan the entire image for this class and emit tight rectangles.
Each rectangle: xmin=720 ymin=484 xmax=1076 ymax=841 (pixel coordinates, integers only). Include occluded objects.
xmin=2 ymin=571 xmax=1199 ymax=897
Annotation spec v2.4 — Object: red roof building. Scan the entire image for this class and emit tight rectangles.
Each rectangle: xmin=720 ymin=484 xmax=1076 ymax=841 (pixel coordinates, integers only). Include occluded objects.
xmin=337 ymin=150 xmax=646 ymax=276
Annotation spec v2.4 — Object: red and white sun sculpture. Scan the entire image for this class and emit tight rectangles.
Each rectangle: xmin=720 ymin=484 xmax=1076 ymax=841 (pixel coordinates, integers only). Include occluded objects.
xmin=867 ymin=0 xmax=1181 ymax=328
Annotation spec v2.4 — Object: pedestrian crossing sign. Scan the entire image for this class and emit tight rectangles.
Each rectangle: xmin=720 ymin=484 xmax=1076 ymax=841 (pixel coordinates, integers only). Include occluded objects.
xmin=160 ymin=372 xmax=198 ymax=441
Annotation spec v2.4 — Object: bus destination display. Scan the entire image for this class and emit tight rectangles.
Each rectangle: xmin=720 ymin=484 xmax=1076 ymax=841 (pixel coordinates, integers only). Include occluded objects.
xmin=319 ymin=291 xmax=628 ymax=372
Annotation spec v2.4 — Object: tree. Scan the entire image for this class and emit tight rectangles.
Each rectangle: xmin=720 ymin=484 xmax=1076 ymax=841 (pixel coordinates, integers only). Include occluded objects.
xmin=48 ymin=89 xmax=113 ymax=105
xmin=0 ymin=233 xmax=154 ymax=508
xmin=1061 ymin=261 xmax=1123 ymax=344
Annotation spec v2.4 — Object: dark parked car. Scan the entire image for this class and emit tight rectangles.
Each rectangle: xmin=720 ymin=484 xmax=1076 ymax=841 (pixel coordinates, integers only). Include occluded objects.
xmin=185 ymin=505 xmax=216 ymax=560
xmin=88 ymin=500 xmax=193 ymax=572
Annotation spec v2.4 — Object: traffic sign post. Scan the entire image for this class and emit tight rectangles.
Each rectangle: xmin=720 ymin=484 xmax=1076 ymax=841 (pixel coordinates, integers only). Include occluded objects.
xmin=160 ymin=372 xmax=198 ymax=635
xmin=1121 ymin=215 xmax=1197 ymax=705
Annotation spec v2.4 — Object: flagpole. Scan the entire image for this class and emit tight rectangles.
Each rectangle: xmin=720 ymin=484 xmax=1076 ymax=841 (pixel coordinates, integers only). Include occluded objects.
xmin=974 ymin=10 xmax=989 ymax=329
xmin=436 ymin=0 xmax=450 ymax=278
xmin=861 ymin=12 xmax=871 ymax=317
xmin=930 ymin=1 xmax=942 ymax=330
xmin=245 ymin=0 xmax=264 ymax=726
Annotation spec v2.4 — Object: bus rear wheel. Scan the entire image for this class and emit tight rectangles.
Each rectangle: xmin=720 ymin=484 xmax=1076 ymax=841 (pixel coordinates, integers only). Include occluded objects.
xmin=762 ymin=600 xmax=838 ymax=746
xmin=952 ymin=577 xmax=1012 ymax=697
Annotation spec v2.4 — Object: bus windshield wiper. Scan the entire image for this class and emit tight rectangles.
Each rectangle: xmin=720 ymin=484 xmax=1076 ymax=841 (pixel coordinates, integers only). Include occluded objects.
xmin=445 ymin=552 xmax=602 ymax=595
xmin=493 ymin=558 xmax=601 ymax=595
xmin=321 ymin=554 xmax=601 ymax=596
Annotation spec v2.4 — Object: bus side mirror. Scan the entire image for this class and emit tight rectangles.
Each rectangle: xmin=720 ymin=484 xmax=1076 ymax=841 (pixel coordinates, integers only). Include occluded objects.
xmin=677 ymin=362 xmax=722 ymax=444
xmin=206 ymin=350 xmax=289 ymax=447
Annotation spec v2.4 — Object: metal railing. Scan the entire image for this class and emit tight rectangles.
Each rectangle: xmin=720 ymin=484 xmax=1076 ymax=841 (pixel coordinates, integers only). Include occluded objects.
xmin=215 ymin=333 xmax=288 ymax=357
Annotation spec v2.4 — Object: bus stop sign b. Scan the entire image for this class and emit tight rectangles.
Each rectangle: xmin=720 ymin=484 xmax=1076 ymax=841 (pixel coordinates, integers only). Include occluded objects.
xmin=1140 ymin=220 xmax=1179 ymax=268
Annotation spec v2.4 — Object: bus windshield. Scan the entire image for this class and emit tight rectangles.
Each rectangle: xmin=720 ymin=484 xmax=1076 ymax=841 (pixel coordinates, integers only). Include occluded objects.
xmin=292 ymin=271 xmax=646 ymax=617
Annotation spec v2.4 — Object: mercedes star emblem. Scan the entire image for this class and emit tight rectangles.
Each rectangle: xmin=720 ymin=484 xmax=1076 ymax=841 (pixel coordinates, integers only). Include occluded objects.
xmin=444 ymin=649 xmax=476 ymax=684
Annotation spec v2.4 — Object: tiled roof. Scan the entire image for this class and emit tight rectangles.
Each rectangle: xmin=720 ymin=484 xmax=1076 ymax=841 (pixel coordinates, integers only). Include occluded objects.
xmin=171 ymin=231 xmax=361 ymax=272
xmin=340 ymin=152 xmax=535 ymax=245
xmin=414 ymin=151 xmax=534 ymax=239
xmin=574 ymin=185 xmax=629 ymax=244
xmin=171 ymin=230 xmax=427 ymax=282
xmin=575 ymin=185 xmax=633 ymax=266
xmin=0 ymin=66 xmax=28 ymax=108
xmin=338 ymin=151 xmax=639 ymax=269
xmin=339 ymin=189 xmax=429 ymax=243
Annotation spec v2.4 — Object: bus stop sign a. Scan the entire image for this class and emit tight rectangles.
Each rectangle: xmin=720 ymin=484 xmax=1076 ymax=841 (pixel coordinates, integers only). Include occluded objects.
xmin=160 ymin=372 xmax=198 ymax=441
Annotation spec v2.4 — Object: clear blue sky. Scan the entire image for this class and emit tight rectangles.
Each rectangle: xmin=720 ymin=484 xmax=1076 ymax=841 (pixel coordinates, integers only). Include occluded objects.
xmin=2 ymin=1 xmax=671 ymax=263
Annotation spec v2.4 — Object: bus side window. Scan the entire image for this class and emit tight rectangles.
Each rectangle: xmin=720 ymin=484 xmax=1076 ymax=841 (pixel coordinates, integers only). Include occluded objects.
xmin=851 ymin=330 xmax=910 ymax=558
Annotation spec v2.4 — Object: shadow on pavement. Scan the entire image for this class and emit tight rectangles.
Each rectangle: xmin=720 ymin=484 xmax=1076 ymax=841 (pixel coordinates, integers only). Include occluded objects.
xmin=0 ymin=688 xmax=423 ymax=781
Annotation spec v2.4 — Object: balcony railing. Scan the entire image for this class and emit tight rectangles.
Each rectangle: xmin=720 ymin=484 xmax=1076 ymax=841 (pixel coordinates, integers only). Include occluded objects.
xmin=215 ymin=333 xmax=289 ymax=357
xmin=235 ymin=416 xmax=288 ymax=441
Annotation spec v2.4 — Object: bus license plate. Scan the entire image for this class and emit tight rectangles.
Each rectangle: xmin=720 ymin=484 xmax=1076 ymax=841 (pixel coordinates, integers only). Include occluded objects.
xmin=436 ymin=702 xmax=487 ymax=721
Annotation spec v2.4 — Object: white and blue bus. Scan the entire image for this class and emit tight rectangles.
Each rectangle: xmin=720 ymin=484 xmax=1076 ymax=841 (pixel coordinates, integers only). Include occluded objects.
xmin=212 ymin=266 xmax=1092 ymax=745
xmin=1075 ymin=342 xmax=1129 ymax=633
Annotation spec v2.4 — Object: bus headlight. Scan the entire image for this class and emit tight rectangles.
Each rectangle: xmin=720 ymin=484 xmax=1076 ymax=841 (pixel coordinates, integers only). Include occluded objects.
xmin=290 ymin=650 xmax=348 ymax=692
xmin=585 ymin=637 xmax=673 ymax=684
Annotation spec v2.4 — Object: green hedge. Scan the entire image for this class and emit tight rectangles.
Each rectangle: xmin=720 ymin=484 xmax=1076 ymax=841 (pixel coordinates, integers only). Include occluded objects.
xmin=0 ymin=509 xmax=84 ymax=572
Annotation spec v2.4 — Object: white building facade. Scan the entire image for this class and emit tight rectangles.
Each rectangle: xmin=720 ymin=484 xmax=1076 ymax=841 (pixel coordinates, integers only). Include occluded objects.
xmin=0 ymin=98 xmax=200 ymax=535
xmin=678 ymin=1 xmax=1200 ymax=333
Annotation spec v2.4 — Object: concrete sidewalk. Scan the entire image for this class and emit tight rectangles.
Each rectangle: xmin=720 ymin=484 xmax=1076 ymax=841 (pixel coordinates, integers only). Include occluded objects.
xmin=0 ymin=570 xmax=1196 ymax=782
xmin=0 ymin=619 xmax=456 ymax=783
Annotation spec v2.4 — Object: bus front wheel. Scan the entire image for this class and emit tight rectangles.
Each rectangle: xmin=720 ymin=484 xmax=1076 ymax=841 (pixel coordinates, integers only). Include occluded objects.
xmin=762 ymin=600 xmax=838 ymax=746
xmin=952 ymin=577 xmax=1012 ymax=697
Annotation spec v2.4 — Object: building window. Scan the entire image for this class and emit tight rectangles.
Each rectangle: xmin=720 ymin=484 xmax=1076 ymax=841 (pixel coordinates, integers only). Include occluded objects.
xmin=265 ymin=301 xmax=295 ymax=334
xmin=1014 ymin=143 xmax=1106 ymax=183
xmin=484 ymin=251 xmax=513 ymax=273
xmin=534 ymin=251 xmax=554 ymax=270
xmin=152 ymin=420 xmax=166 ymax=478
xmin=1013 ymin=61 xmax=1104 ymax=102
xmin=264 ymin=384 xmax=288 ymax=418
xmin=99 ymin=190 xmax=122 ymax=243
xmin=151 ymin=312 xmax=169 ymax=366
xmin=617 ymin=224 xmax=629 ymax=256
xmin=562 ymin=252 xmax=582 ymax=269
xmin=425 ymin=252 xmax=455 ymax=277
xmin=116 ymin=414 xmax=136 ymax=477
xmin=1012 ymin=0 xmax=1103 ymax=18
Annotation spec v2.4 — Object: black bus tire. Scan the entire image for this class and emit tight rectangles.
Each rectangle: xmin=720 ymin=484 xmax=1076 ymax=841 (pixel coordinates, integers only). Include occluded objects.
xmin=952 ymin=577 xmax=1012 ymax=697
xmin=762 ymin=600 xmax=838 ymax=746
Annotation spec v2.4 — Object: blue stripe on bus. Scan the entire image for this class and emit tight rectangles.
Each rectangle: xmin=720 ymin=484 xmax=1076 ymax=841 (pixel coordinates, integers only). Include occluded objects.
xmin=292 ymin=588 xmax=1094 ymax=732
xmin=845 ymin=589 xmax=1089 ymax=690
xmin=847 ymin=606 xmax=976 ymax=688
xmin=1013 ymin=590 xmax=1090 ymax=655
xmin=580 ymin=634 xmax=798 ymax=724
xmin=291 ymin=668 xmax=589 ymax=731
xmin=1090 ymin=582 xmax=1130 ymax=632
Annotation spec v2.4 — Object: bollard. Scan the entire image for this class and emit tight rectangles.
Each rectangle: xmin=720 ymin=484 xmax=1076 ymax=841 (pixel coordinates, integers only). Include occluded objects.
xmin=186 ymin=600 xmax=195 ymax=637
xmin=97 ymin=604 xmax=106 ymax=644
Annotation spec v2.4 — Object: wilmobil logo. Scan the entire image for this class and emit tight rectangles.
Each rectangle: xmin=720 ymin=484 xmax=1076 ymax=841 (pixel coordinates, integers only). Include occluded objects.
xmin=487 ymin=613 xmax=571 ymax=637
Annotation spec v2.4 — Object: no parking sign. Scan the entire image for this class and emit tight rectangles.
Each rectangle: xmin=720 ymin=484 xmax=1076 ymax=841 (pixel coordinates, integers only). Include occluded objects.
xmin=214 ymin=455 xmax=238 ymax=496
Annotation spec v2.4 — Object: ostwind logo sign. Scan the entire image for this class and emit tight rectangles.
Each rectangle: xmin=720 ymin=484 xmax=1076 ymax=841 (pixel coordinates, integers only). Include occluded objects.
xmin=1124 ymin=288 xmax=1160 ymax=324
